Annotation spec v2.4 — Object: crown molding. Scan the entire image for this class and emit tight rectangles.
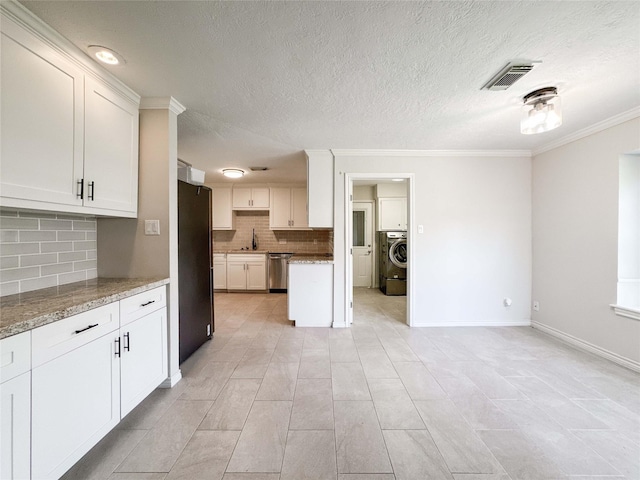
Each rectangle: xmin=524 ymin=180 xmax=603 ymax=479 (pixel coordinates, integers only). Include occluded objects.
xmin=1 ymin=0 xmax=140 ymax=105
xmin=330 ymin=149 xmax=532 ymax=158
xmin=533 ymin=106 xmax=640 ymax=156
xmin=140 ymin=97 xmax=187 ymax=115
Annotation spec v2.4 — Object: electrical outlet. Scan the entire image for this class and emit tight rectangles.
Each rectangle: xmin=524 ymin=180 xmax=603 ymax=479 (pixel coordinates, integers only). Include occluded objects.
xmin=533 ymin=301 xmax=540 ymax=312
xmin=313 ymin=239 xmax=318 ymax=244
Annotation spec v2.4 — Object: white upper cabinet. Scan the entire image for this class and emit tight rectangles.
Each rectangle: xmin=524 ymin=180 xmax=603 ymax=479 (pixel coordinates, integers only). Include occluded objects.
xmin=0 ymin=3 xmax=140 ymax=218
xmin=232 ymin=187 xmax=270 ymax=210
xmin=306 ymin=150 xmax=334 ymax=228
xmin=270 ymin=187 xmax=309 ymax=230
xmin=0 ymin=16 xmax=84 ymax=209
xmin=84 ymin=77 xmax=139 ymax=214
xmin=212 ymin=187 xmax=235 ymax=230
xmin=378 ymin=197 xmax=407 ymax=230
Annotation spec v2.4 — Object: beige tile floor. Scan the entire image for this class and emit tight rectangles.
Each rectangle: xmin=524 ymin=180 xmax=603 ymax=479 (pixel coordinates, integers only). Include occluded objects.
xmin=63 ymin=288 xmax=640 ymax=480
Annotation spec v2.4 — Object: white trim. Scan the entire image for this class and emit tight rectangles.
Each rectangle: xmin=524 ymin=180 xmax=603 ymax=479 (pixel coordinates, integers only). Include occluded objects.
xmin=532 ymin=321 xmax=640 ymax=373
xmin=140 ymin=97 xmax=187 ymax=115
xmin=331 ymin=149 xmax=532 ymax=158
xmin=344 ymin=173 xmax=415 ymax=328
xmin=1 ymin=0 xmax=140 ymax=104
xmin=332 ymin=322 xmax=348 ymax=328
xmin=533 ymin=107 xmax=640 ymax=156
xmin=413 ymin=320 xmax=531 ymax=327
xmin=158 ymin=370 xmax=182 ymax=388
xmin=610 ymin=304 xmax=640 ymax=321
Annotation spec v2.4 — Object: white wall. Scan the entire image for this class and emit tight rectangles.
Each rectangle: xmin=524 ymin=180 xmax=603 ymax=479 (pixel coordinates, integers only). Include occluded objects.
xmin=618 ymin=154 xmax=640 ymax=308
xmin=532 ymin=118 xmax=640 ymax=366
xmin=333 ymin=152 xmax=532 ymax=327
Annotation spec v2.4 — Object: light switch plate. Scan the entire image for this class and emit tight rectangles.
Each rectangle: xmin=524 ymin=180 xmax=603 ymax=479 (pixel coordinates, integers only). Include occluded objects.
xmin=418 ymin=225 xmax=424 ymax=234
xmin=144 ymin=220 xmax=160 ymax=236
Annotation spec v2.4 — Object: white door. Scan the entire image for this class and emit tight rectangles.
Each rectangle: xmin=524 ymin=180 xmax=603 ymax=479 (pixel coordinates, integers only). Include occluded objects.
xmin=352 ymin=202 xmax=373 ymax=287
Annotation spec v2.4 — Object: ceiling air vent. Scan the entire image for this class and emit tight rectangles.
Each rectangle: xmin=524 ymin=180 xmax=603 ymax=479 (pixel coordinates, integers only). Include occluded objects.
xmin=483 ymin=63 xmax=535 ymax=91
xmin=249 ymin=166 xmax=268 ymax=171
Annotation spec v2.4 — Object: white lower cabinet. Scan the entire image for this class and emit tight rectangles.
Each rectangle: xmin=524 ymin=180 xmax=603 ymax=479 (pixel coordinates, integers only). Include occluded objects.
xmin=120 ymin=307 xmax=168 ymax=417
xmin=213 ymin=254 xmax=227 ymax=289
xmin=10 ymin=285 xmax=169 ymax=480
xmin=31 ymin=303 xmax=121 ymax=480
xmin=1 ymin=331 xmax=31 ymax=480
xmin=288 ymin=263 xmax=333 ymax=327
xmin=226 ymin=254 xmax=267 ymax=291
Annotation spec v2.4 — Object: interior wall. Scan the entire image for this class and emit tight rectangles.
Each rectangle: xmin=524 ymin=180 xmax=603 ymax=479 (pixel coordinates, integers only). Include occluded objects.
xmin=532 ymin=117 xmax=640 ymax=365
xmin=334 ymin=153 xmax=532 ymax=327
xmin=97 ymin=105 xmax=182 ymax=385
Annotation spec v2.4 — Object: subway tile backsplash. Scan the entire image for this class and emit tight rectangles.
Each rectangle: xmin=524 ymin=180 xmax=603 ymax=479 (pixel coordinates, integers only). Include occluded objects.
xmin=0 ymin=209 xmax=97 ymax=297
xmin=213 ymin=211 xmax=333 ymax=254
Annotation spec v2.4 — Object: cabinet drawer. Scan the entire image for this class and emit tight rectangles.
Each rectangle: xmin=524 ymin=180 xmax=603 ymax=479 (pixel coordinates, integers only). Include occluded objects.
xmin=32 ymin=303 xmax=119 ymax=368
xmin=226 ymin=254 xmax=266 ymax=264
xmin=120 ymin=286 xmax=166 ymax=327
xmin=0 ymin=331 xmax=31 ymax=384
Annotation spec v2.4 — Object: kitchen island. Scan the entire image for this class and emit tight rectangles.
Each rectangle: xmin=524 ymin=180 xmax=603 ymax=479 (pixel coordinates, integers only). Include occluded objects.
xmin=288 ymin=254 xmax=333 ymax=327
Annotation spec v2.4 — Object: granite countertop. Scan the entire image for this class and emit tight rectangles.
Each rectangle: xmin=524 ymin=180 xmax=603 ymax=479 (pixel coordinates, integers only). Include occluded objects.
xmin=0 ymin=277 xmax=169 ymax=340
xmin=289 ymin=254 xmax=334 ymax=264
xmin=213 ymin=250 xmax=269 ymax=254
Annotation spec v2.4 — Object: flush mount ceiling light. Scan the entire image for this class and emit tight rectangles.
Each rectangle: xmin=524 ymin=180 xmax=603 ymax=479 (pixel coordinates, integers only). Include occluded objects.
xmin=222 ymin=168 xmax=244 ymax=179
xmin=521 ymin=87 xmax=562 ymax=135
xmin=87 ymin=45 xmax=125 ymax=66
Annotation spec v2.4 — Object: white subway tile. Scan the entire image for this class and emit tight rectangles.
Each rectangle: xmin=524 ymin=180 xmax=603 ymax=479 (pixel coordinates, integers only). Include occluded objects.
xmin=0 ymin=243 xmax=39 ymax=256
xmin=0 ymin=217 xmax=39 ymax=230
xmin=0 ymin=257 xmax=19 ymax=269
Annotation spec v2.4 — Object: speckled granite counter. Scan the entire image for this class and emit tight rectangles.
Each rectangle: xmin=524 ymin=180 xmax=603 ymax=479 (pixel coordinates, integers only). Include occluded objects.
xmin=0 ymin=277 xmax=169 ymax=339
xmin=289 ymin=254 xmax=334 ymax=264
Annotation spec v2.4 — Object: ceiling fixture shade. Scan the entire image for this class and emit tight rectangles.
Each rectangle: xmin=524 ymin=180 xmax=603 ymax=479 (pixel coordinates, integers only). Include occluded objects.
xmin=222 ymin=168 xmax=244 ymax=178
xmin=521 ymin=87 xmax=562 ymax=135
xmin=87 ymin=45 xmax=125 ymax=65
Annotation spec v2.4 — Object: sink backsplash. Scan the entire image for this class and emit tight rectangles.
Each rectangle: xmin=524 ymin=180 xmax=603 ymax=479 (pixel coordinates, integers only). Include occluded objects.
xmin=212 ymin=211 xmax=332 ymax=254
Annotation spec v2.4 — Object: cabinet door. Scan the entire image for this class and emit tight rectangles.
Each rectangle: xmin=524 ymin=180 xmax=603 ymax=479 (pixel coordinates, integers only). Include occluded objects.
xmin=120 ymin=309 xmax=168 ymax=418
xmin=226 ymin=262 xmax=247 ymax=290
xmin=212 ymin=187 xmax=234 ymax=229
xmin=213 ymin=260 xmax=227 ymax=289
xmin=32 ymin=331 xmax=120 ymax=480
xmin=1 ymin=372 xmax=30 ymax=480
xmin=232 ymin=188 xmax=252 ymax=208
xmin=246 ymin=261 xmax=267 ymax=290
xmin=251 ymin=188 xmax=270 ymax=208
xmin=378 ymin=197 xmax=407 ymax=230
xmin=1 ymin=17 xmax=84 ymax=208
xmin=290 ymin=187 xmax=309 ymax=229
xmin=270 ymin=187 xmax=292 ymax=229
xmin=84 ymin=76 xmax=139 ymax=215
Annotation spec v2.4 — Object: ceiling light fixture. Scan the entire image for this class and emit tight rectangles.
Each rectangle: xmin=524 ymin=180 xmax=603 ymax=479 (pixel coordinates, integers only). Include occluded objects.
xmin=222 ymin=168 xmax=244 ymax=179
xmin=87 ymin=45 xmax=125 ymax=66
xmin=521 ymin=87 xmax=562 ymax=135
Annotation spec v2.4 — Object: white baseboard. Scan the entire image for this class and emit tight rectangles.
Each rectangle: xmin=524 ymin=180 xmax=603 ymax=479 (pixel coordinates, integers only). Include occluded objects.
xmin=532 ymin=321 xmax=640 ymax=373
xmin=159 ymin=370 xmax=182 ymax=388
xmin=332 ymin=322 xmax=348 ymax=328
xmin=412 ymin=320 xmax=531 ymax=327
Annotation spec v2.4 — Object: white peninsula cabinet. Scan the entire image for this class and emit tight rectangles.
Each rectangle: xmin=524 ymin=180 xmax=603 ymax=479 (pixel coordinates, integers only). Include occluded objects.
xmin=288 ymin=262 xmax=334 ymax=327
xmin=1 ymin=332 xmax=31 ymax=480
xmin=0 ymin=3 xmax=140 ymax=218
xmin=270 ymin=187 xmax=309 ymax=230
xmin=227 ymin=254 xmax=267 ymax=291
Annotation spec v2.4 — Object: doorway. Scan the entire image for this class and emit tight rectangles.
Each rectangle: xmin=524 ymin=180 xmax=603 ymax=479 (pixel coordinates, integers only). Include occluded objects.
xmin=345 ymin=175 xmax=414 ymax=327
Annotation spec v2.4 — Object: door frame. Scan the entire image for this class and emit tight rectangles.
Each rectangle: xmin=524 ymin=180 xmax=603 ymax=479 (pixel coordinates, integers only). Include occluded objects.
xmin=344 ymin=173 xmax=415 ymax=326
xmin=352 ymin=201 xmax=375 ymax=288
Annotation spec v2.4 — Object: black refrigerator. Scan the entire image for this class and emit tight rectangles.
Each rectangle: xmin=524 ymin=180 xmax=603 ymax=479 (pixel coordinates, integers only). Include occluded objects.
xmin=178 ymin=180 xmax=213 ymax=364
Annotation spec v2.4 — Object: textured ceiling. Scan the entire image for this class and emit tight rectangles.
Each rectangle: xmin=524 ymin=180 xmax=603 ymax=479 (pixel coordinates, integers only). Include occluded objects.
xmin=21 ymin=1 xmax=640 ymax=184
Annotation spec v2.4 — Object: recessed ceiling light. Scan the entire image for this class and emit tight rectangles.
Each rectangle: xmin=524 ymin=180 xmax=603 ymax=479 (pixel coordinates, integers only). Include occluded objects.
xmin=87 ymin=45 xmax=125 ymax=66
xmin=222 ymin=168 xmax=244 ymax=179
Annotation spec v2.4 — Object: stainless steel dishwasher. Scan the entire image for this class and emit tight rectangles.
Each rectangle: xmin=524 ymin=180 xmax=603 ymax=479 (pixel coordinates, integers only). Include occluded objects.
xmin=269 ymin=253 xmax=293 ymax=292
